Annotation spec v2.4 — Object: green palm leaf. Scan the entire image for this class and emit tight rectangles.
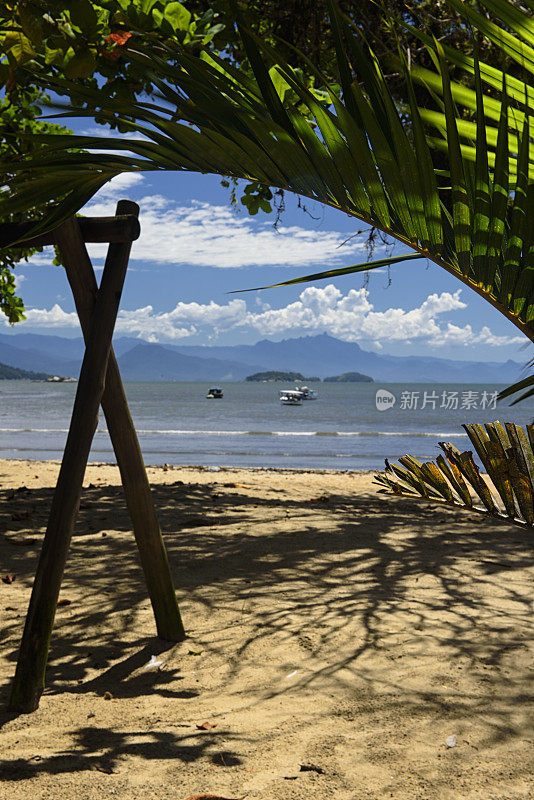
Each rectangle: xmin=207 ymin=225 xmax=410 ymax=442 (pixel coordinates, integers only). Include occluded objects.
xmin=2 ymin=0 xmax=534 ymax=400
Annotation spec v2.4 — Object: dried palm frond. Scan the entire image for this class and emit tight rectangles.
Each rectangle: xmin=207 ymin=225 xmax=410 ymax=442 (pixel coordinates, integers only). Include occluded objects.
xmin=374 ymin=421 xmax=534 ymax=528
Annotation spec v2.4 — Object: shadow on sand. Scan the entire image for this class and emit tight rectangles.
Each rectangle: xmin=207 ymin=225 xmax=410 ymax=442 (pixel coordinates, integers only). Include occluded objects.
xmin=0 ymin=475 xmax=532 ymax=778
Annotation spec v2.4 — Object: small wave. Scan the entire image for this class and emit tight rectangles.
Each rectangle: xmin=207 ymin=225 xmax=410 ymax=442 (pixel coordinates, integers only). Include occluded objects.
xmin=0 ymin=427 xmax=469 ymax=439
xmin=338 ymin=431 xmax=468 ymax=438
xmin=136 ymin=429 xmax=250 ymax=436
xmin=273 ymin=431 xmax=316 ymax=436
xmin=0 ymin=427 xmax=69 ymax=433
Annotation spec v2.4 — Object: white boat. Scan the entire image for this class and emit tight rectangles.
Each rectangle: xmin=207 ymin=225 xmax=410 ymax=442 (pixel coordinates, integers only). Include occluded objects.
xmin=279 ymin=389 xmax=303 ymax=406
xmin=206 ymin=386 xmax=223 ymax=398
xmin=295 ymin=385 xmax=318 ymax=400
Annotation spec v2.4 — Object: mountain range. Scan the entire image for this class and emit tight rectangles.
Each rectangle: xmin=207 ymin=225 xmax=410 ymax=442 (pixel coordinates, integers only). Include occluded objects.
xmin=0 ymin=331 xmax=525 ymax=383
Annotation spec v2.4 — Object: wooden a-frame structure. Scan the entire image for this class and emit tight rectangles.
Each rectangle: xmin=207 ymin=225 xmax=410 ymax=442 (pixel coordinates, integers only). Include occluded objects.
xmin=1 ymin=200 xmax=185 ymax=714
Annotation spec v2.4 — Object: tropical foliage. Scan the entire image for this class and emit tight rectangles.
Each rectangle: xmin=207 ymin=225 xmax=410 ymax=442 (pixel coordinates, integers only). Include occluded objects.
xmin=374 ymin=421 xmax=534 ymax=529
xmin=1 ymin=0 xmax=534 ymax=398
xmin=0 ymin=87 xmax=71 ymax=323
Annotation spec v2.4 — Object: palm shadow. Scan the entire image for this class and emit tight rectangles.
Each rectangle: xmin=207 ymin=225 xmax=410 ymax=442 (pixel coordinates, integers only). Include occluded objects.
xmin=1 ymin=476 xmax=532 ymax=775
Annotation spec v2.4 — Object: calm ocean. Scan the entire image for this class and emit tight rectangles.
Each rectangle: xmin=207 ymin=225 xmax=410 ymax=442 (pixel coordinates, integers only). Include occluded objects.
xmin=1 ymin=380 xmax=533 ymax=471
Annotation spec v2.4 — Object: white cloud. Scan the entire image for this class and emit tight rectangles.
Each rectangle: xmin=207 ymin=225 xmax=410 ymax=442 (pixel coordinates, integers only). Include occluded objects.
xmin=240 ymin=286 xmax=469 ymax=343
xmin=81 ymin=194 xmax=373 ymax=269
xmin=114 ymin=299 xmax=247 ymax=340
xmin=21 ymin=304 xmax=79 ymax=328
xmin=10 ymin=286 xmax=525 ymax=350
xmin=92 ymin=172 xmax=145 ymax=198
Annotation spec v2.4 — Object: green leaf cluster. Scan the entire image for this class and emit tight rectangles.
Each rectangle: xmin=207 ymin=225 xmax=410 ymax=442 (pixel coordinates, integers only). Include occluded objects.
xmin=0 ymin=86 xmax=74 ymax=323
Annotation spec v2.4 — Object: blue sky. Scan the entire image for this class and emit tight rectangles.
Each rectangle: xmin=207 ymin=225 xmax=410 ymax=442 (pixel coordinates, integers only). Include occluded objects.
xmin=6 ymin=135 xmax=530 ymax=363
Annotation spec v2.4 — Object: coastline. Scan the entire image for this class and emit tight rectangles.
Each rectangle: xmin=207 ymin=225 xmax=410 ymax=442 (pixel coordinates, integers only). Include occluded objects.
xmin=0 ymin=457 xmax=381 ymax=490
xmin=1 ymin=457 xmax=532 ymax=799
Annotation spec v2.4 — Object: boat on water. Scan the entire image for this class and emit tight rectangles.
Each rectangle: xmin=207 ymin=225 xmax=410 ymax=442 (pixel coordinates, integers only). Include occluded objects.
xmin=295 ymin=385 xmax=318 ymax=400
xmin=206 ymin=386 xmax=223 ymax=399
xmin=279 ymin=389 xmax=304 ymax=406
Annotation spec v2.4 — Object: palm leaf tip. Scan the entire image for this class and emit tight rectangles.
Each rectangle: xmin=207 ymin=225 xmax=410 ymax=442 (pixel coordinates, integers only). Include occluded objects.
xmin=230 ymin=253 xmax=427 ymax=292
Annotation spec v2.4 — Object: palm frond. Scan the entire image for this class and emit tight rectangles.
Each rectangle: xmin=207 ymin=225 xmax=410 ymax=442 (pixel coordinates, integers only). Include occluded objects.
xmin=2 ymin=1 xmax=534 ymax=353
xmin=407 ymin=0 xmax=534 ymax=177
xmin=375 ymin=421 xmax=534 ymax=528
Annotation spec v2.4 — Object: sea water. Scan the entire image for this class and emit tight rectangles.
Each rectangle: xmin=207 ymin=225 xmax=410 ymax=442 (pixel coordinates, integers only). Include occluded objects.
xmin=0 ymin=380 xmax=533 ymax=471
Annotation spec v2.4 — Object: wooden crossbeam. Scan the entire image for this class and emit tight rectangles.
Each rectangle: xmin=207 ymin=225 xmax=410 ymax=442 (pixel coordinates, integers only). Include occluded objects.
xmin=0 ymin=214 xmax=140 ymax=248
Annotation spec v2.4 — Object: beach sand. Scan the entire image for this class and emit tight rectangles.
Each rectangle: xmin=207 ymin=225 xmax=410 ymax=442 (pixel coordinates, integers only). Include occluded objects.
xmin=0 ymin=458 xmax=533 ymax=800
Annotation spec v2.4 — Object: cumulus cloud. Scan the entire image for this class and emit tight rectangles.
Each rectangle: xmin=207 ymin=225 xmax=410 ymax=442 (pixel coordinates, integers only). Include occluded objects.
xmin=115 ymin=299 xmax=248 ymax=340
xmin=10 ymin=286 xmax=524 ymax=350
xmin=240 ymin=286 xmax=468 ymax=343
xmin=22 ymin=304 xmax=79 ymax=327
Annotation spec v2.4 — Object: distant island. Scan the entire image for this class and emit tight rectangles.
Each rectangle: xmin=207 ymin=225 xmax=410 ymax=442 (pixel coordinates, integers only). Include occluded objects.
xmin=324 ymin=371 xmax=374 ymax=383
xmin=0 ymin=331 xmax=525 ymax=383
xmin=245 ymin=371 xmax=321 ymax=382
xmin=0 ymin=361 xmax=50 ymax=381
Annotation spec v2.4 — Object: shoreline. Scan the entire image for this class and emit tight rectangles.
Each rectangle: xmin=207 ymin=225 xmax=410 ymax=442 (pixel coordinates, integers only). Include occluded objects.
xmin=0 ymin=457 xmax=380 ymax=476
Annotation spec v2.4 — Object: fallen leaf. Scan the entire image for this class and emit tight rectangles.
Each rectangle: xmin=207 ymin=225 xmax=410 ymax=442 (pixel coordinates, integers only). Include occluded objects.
xmin=6 ymin=536 xmax=37 ymax=546
xmin=183 ymin=795 xmax=244 ymax=800
xmin=188 ymin=650 xmax=203 ymax=656
xmin=196 ymin=721 xmax=217 ymax=731
xmin=103 ymin=691 xmax=113 ymax=700
xmin=1 ymin=574 xmax=16 ymax=584
xmin=185 ymin=517 xmax=214 ymax=527
xmin=300 ymin=762 xmax=326 ymax=774
xmin=57 ymin=598 xmax=72 ymax=606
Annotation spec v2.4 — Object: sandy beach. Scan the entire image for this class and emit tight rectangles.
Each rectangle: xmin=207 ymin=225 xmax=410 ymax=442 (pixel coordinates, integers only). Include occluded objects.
xmin=0 ymin=458 xmax=533 ymax=800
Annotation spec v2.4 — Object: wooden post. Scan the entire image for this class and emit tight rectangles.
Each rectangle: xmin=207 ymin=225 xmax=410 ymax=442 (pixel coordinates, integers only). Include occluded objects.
xmin=9 ymin=201 xmax=143 ymax=713
xmin=54 ymin=204 xmax=185 ymax=644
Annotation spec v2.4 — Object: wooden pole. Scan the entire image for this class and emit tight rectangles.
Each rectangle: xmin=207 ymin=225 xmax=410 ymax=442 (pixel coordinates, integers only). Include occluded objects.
xmin=54 ymin=204 xmax=185 ymax=644
xmin=9 ymin=201 xmax=143 ymax=713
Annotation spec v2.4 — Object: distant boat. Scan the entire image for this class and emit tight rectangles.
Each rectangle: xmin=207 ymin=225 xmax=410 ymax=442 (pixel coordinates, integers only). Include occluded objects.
xmin=206 ymin=386 xmax=223 ymax=398
xmin=295 ymin=385 xmax=318 ymax=400
xmin=279 ymin=389 xmax=303 ymax=406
